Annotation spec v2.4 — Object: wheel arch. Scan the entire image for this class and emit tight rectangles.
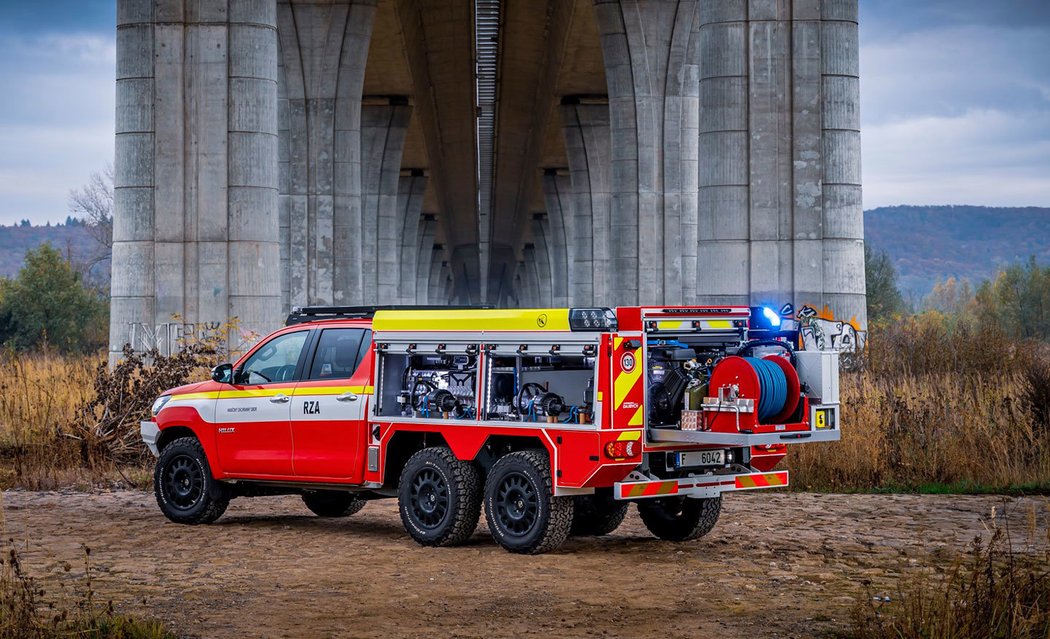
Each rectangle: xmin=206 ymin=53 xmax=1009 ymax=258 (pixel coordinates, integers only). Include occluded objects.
xmin=382 ymin=430 xmax=451 ymax=488
xmin=156 ymin=424 xmax=223 ymax=478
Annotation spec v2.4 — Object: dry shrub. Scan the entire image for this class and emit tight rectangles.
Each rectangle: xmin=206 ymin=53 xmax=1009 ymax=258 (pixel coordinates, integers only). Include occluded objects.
xmin=0 ymin=543 xmax=173 ymax=639
xmin=853 ymin=504 xmax=1050 ymax=638
xmin=66 ymin=344 xmax=214 ymax=467
xmin=792 ymin=319 xmax=1050 ymax=492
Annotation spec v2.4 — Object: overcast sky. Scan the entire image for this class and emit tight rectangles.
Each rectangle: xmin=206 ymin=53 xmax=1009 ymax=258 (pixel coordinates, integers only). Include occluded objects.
xmin=0 ymin=0 xmax=1046 ymax=225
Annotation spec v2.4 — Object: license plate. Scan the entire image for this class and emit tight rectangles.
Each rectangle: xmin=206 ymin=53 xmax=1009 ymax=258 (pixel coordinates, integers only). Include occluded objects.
xmin=676 ymin=450 xmax=724 ymax=468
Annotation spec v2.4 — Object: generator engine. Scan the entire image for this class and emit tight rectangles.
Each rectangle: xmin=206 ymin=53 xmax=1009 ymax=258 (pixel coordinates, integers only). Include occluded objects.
xmin=647 ymin=345 xmax=703 ymax=426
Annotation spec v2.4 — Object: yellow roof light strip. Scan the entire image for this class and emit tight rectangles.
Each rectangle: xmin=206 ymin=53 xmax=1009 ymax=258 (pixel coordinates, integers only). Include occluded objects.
xmin=373 ymin=308 xmax=572 ymax=332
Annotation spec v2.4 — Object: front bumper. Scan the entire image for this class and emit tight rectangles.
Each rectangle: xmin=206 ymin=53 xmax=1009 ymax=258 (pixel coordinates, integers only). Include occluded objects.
xmin=140 ymin=421 xmax=160 ymax=457
xmin=614 ymin=469 xmax=788 ymax=501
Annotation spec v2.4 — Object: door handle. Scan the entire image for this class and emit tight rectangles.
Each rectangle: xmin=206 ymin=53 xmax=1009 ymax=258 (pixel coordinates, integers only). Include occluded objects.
xmin=336 ymin=392 xmax=359 ymax=402
xmin=269 ymin=394 xmax=291 ymax=404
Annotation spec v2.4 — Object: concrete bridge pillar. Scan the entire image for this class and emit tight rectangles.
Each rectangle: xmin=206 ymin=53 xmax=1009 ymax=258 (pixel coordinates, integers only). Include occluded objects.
xmin=696 ymin=0 xmax=865 ymax=325
xmin=360 ymin=100 xmax=412 ymax=304
xmin=111 ymin=0 xmax=281 ymax=360
xmin=541 ymin=169 xmax=574 ymax=307
xmin=277 ymin=0 xmax=377 ymax=308
xmin=397 ymin=171 xmax=428 ymax=304
xmin=415 ymin=215 xmax=437 ymax=304
xmin=560 ymin=100 xmax=612 ymax=306
xmin=427 ymin=247 xmax=447 ymax=304
xmin=530 ymin=214 xmax=554 ymax=308
xmin=593 ymin=0 xmax=700 ymax=306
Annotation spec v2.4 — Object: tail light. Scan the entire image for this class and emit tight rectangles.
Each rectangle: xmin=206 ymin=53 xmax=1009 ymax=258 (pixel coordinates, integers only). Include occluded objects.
xmin=604 ymin=440 xmax=639 ymax=460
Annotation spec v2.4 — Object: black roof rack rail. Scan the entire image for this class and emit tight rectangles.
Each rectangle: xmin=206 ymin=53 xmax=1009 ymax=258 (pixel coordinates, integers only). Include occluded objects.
xmin=285 ymin=305 xmax=493 ymax=326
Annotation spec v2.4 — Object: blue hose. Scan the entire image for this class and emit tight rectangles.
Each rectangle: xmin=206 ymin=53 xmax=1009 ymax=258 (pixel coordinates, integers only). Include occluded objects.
xmin=742 ymin=357 xmax=788 ymax=423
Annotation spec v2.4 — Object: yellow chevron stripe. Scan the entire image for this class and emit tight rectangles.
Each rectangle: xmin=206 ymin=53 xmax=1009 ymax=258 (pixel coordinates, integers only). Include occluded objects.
xmin=616 ymin=430 xmax=642 ymax=441
xmin=628 ymin=405 xmax=644 ymax=426
xmin=737 ymin=476 xmax=757 ymax=489
xmin=613 ymin=339 xmax=643 ymax=409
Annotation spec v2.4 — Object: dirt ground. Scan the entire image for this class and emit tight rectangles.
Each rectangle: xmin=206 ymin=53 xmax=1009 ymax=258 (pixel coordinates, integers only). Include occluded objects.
xmin=2 ymin=490 xmax=1047 ymax=639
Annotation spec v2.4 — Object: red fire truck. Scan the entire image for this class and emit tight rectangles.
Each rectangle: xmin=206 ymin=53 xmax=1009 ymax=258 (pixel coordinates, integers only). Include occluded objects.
xmin=141 ymin=306 xmax=839 ymax=554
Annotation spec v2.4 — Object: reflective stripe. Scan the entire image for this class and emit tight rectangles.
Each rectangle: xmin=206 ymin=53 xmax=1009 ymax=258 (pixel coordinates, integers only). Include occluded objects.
xmin=616 ymin=430 xmax=641 ymax=441
xmin=735 ymin=471 xmax=788 ymax=489
xmin=169 ymin=385 xmax=375 ymax=402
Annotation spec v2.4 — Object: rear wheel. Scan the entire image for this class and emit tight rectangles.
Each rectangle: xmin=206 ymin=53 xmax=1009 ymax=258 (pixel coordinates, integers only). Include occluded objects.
xmin=302 ymin=490 xmax=366 ymax=517
xmin=571 ymin=493 xmax=629 ymax=536
xmin=637 ymin=495 xmax=721 ymax=542
xmin=398 ymin=447 xmax=481 ymax=547
xmin=154 ymin=437 xmax=229 ymax=525
xmin=484 ymin=450 xmax=573 ymax=554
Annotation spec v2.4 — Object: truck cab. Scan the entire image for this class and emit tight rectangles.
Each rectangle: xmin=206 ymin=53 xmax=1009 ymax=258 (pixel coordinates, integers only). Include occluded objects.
xmin=142 ymin=305 xmax=840 ymax=554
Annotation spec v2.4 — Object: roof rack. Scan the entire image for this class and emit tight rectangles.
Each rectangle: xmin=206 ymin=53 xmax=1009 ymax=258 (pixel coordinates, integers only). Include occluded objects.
xmin=285 ymin=305 xmax=492 ymax=326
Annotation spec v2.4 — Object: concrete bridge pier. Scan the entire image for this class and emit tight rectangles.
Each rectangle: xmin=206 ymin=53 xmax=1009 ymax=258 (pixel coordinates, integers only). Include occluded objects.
xmin=277 ymin=0 xmax=377 ymax=308
xmin=530 ymin=214 xmax=554 ymax=307
xmin=112 ymin=0 xmax=282 ymax=360
xmin=560 ymin=99 xmax=612 ymax=306
xmin=593 ymin=0 xmax=700 ymax=306
xmin=695 ymin=0 xmax=865 ymax=325
xmin=397 ymin=171 xmax=428 ymax=304
xmin=360 ymin=100 xmax=412 ymax=305
xmin=541 ymin=169 xmax=574 ymax=308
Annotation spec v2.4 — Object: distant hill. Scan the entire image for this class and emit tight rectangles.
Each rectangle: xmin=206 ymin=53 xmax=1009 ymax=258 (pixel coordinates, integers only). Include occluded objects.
xmin=864 ymin=205 xmax=1050 ymax=300
xmin=1 ymin=205 xmax=1046 ymax=301
xmin=0 ymin=220 xmax=109 ymax=286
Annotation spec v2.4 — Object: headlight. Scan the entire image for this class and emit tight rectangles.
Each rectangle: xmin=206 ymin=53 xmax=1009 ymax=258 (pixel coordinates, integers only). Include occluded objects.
xmin=151 ymin=395 xmax=172 ymax=416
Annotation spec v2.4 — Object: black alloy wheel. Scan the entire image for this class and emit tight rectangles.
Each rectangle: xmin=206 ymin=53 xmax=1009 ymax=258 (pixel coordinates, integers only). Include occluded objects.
xmin=154 ymin=436 xmax=230 ymax=525
xmin=410 ymin=467 xmax=450 ymax=529
xmin=493 ymin=471 xmax=539 ymax=537
xmin=397 ymin=447 xmax=481 ymax=547
xmin=483 ymin=450 xmax=573 ymax=554
xmin=162 ymin=453 xmax=205 ymax=511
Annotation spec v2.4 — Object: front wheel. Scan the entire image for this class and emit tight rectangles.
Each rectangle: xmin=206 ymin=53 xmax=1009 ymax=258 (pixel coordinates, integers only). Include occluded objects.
xmin=154 ymin=436 xmax=229 ymax=525
xmin=483 ymin=450 xmax=573 ymax=554
xmin=637 ymin=495 xmax=722 ymax=542
xmin=302 ymin=490 xmax=366 ymax=517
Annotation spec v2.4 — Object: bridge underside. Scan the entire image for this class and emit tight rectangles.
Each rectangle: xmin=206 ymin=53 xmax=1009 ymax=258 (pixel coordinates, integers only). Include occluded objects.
xmin=111 ymin=0 xmax=865 ymax=356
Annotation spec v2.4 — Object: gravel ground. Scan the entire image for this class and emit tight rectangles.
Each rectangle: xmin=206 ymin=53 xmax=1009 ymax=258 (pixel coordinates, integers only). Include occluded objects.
xmin=3 ymin=489 xmax=1047 ymax=638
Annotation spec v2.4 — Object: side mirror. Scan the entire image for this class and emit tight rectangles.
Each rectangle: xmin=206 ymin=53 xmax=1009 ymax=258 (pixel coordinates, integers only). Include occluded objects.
xmin=211 ymin=363 xmax=233 ymax=384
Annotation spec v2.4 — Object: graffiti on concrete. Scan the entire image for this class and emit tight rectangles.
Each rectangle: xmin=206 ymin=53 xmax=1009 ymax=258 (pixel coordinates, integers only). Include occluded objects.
xmin=797 ymin=305 xmax=866 ymax=354
xmin=122 ymin=321 xmax=258 ymax=358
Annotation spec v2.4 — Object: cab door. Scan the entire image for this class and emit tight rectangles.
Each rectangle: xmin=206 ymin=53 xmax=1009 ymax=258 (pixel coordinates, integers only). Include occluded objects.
xmin=290 ymin=326 xmax=372 ymax=481
xmin=216 ymin=329 xmax=311 ymax=477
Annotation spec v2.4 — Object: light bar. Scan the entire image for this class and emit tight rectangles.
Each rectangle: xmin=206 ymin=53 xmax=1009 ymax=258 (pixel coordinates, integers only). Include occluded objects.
xmin=568 ymin=307 xmax=617 ymax=331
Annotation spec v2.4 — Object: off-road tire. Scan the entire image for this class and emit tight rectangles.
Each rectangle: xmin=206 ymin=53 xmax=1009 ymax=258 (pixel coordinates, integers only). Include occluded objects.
xmin=302 ymin=491 xmax=366 ymax=517
xmin=483 ymin=450 xmax=573 ymax=554
xmin=154 ymin=436 xmax=229 ymax=525
xmin=637 ymin=495 xmax=722 ymax=542
xmin=570 ymin=493 xmax=629 ymax=536
xmin=398 ymin=447 xmax=481 ymax=547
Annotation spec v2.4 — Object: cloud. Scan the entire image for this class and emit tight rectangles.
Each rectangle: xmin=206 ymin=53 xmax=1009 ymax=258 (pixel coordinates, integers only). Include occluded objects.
xmin=860 ymin=3 xmax=1050 ymax=208
xmin=0 ymin=32 xmax=114 ymax=224
xmin=864 ymin=109 xmax=1050 ymax=207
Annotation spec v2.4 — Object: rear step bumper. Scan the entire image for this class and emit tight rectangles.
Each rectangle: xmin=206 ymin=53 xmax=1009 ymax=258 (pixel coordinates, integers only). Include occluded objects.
xmin=647 ymin=427 xmax=840 ymax=447
xmin=614 ymin=470 xmax=789 ymax=500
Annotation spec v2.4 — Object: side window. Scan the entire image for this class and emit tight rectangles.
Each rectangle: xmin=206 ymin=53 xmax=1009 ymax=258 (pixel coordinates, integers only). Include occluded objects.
xmin=307 ymin=328 xmax=367 ymax=380
xmin=238 ymin=331 xmax=309 ymax=385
